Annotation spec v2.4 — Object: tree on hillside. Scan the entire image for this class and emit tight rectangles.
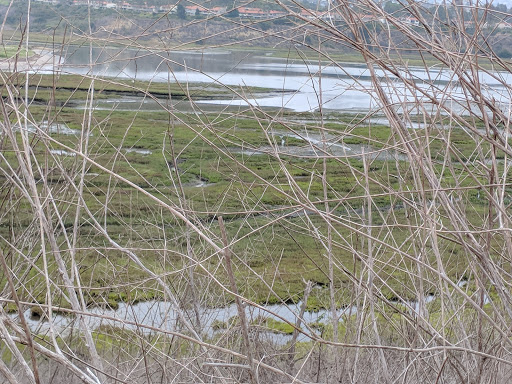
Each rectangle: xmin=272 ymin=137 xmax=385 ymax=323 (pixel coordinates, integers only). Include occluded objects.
xmin=177 ymin=3 xmax=186 ymax=19
xmin=226 ymin=8 xmax=239 ymax=17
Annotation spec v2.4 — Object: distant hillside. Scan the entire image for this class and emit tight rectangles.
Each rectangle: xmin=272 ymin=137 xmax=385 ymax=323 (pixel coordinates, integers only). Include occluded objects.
xmin=4 ymin=0 xmax=512 ymax=56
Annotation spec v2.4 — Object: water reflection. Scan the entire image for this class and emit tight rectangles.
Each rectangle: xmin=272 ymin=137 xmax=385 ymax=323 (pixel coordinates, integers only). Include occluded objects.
xmin=48 ymin=47 xmax=512 ymax=113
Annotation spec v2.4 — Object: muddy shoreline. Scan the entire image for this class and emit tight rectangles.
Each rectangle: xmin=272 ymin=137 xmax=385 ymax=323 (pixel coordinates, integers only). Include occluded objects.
xmin=0 ymin=48 xmax=58 ymax=72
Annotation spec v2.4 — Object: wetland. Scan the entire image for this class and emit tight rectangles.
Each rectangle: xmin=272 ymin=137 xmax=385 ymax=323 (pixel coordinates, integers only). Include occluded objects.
xmin=1 ymin=45 xmax=509 ymax=346
xmin=3 ymin=1 xmax=512 ymax=381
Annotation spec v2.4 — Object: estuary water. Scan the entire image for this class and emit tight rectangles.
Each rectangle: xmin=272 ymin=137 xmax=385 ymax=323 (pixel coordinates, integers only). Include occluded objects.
xmin=44 ymin=46 xmax=512 ymax=113
xmin=14 ymin=295 xmax=436 ymax=345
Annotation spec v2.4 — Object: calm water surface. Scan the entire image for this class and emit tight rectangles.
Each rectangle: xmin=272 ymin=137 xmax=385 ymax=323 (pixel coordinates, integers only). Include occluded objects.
xmin=46 ymin=46 xmax=512 ymax=113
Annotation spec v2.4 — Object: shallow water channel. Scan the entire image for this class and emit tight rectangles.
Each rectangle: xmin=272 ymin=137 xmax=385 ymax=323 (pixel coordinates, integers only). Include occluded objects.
xmin=15 ymin=295 xmax=435 ymax=345
xmin=228 ymin=129 xmax=407 ymax=162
